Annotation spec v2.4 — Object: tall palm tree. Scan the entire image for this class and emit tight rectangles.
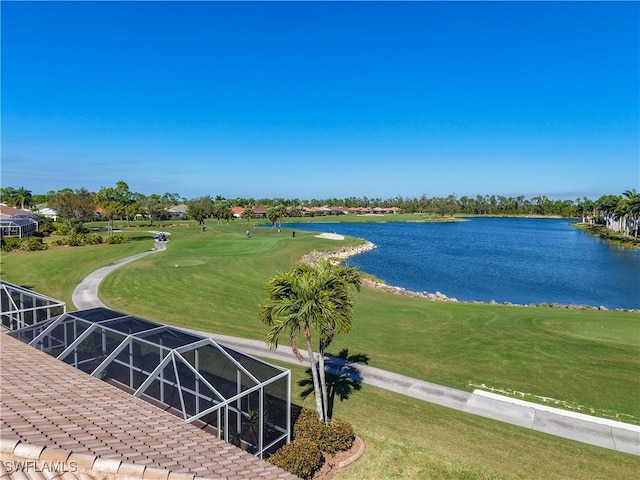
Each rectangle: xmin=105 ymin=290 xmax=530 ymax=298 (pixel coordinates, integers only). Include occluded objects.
xmin=311 ymin=261 xmax=360 ymax=423
xmin=260 ymin=259 xmax=361 ymax=424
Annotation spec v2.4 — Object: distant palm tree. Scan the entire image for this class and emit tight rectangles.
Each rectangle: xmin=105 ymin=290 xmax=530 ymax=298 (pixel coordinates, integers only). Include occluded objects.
xmin=260 ymin=259 xmax=361 ymax=424
xmin=242 ymin=206 xmax=254 ymax=225
xmin=621 ymin=189 xmax=640 ymax=239
xmin=14 ymin=187 xmax=32 ymax=210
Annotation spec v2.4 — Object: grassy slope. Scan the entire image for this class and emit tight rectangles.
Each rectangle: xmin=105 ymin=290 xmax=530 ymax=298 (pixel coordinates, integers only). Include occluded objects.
xmin=2 ymin=220 xmax=639 ymax=478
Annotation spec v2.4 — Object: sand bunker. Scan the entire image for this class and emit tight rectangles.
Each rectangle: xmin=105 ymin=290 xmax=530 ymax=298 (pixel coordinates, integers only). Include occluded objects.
xmin=315 ymin=232 xmax=345 ymax=240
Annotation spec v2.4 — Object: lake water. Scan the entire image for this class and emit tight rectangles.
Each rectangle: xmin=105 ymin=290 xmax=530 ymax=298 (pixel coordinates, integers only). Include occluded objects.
xmin=281 ymin=218 xmax=640 ymax=309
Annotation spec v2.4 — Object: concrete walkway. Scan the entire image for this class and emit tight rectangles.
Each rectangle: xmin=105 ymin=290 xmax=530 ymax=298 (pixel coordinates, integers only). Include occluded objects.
xmin=71 ymin=240 xmax=640 ymax=456
xmin=72 ymin=240 xmax=166 ymax=310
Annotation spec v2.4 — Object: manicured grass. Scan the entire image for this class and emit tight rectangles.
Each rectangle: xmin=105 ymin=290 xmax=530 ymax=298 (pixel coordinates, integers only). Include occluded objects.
xmin=0 ymin=231 xmax=155 ymax=306
xmin=2 ymin=219 xmax=639 ymax=478
xmin=278 ymin=360 xmax=640 ymax=480
xmin=96 ymin=221 xmax=638 ymax=424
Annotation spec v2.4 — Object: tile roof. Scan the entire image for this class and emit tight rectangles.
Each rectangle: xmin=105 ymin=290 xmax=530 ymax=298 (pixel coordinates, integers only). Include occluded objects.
xmin=0 ymin=334 xmax=298 ymax=480
xmin=0 ymin=205 xmax=33 ymax=219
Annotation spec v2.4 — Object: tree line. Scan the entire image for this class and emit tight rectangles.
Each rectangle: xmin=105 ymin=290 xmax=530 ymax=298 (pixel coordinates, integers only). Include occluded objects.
xmin=1 ymin=184 xmax=638 ymax=238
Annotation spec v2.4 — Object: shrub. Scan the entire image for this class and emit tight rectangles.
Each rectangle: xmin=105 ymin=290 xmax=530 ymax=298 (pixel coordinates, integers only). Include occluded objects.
xmin=267 ymin=438 xmax=322 ymax=480
xmin=293 ymin=408 xmax=354 ymax=454
xmin=20 ymin=237 xmax=48 ymax=251
xmin=105 ymin=234 xmax=127 ymax=244
xmin=57 ymin=220 xmax=88 ymax=236
xmin=85 ymin=233 xmax=103 ymax=245
xmin=294 ymin=408 xmax=326 ymax=445
xmin=1 ymin=237 xmax=21 ymax=252
xmin=67 ymin=233 xmax=83 ymax=246
xmin=325 ymin=417 xmax=354 ymax=453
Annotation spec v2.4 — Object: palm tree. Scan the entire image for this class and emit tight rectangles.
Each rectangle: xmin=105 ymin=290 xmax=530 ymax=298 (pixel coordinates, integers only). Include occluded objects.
xmin=260 ymin=259 xmax=361 ymax=424
xmin=620 ymin=189 xmax=640 ymax=238
xmin=13 ymin=187 xmax=32 ymax=210
xmin=242 ymin=206 xmax=254 ymax=225
xmin=312 ymin=261 xmax=360 ymax=423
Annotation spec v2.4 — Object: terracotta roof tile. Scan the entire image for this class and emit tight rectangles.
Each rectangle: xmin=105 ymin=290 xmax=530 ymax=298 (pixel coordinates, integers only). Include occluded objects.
xmin=0 ymin=334 xmax=300 ymax=480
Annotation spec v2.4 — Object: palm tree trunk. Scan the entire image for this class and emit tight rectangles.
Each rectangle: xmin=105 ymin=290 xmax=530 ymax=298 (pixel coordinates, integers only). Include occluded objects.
xmin=318 ymin=343 xmax=330 ymax=425
xmin=304 ymin=326 xmax=325 ymax=422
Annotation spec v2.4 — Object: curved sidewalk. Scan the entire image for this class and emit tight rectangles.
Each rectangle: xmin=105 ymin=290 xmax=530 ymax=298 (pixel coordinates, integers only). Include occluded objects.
xmin=71 ymin=242 xmax=640 ymax=456
xmin=72 ymin=241 xmax=166 ymax=310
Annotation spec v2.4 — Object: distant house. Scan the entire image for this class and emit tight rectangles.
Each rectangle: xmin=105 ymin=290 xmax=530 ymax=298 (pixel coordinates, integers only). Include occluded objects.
xmin=231 ymin=206 xmax=245 ymax=218
xmin=301 ymin=206 xmax=331 ymax=217
xmin=0 ymin=203 xmax=33 ymax=218
xmin=166 ymin=204 xmax=188 ymax=219
xmin=252 ymin=206 xmax=268 ymax=218
xmin=348 ymin=207 xmax=373 ymax=215
xmin=329 ymin=206 xmax=348 ymax=215
xmin=36 ymin=207 xmax=59 ymax=220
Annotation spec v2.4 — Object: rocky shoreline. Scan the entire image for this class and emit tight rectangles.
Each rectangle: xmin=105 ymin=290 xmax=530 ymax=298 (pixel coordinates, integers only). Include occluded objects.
xmin=301 ymin=240 xmax=638 ymax=312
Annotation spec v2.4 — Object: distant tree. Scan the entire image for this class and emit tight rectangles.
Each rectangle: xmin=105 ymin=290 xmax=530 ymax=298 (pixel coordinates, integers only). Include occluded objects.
xmin=622 ymin=189 xmax=640 ymax=239
xmin=212 ymin=200 xmax=233 ymax=225
xmin=32 ymin=191 xmax=55 ymax=206
xmin=95 ymin=181 xmax=133 ymax=235
xmin=187 ymin=196 xmax=215 ymax=224
xmin=138 ymin=194 xmax=165 ymax=226
xmin=49 ymin=188 xmax=95 ymax=233
xmin=0 ymin=187 xmax=16 ymax=205
xmin=267 ymin=207 xmax=278 ymax=226
xmin=161 ymin=192 xmax=181 ymax=205
xmin=242 ymin=206 xmax=254 ymax=224
xmin=13 ymin=187 xmax=33 ymax=210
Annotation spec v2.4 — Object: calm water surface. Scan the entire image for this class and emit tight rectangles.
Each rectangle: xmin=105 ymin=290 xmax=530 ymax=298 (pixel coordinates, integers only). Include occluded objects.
xmin=282 ymin=218 xmax=640 ymax=309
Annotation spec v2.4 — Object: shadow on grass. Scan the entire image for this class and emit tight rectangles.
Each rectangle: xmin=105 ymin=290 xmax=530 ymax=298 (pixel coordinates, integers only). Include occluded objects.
xmin=298 ymin=348 xmax=370 ymax=419
xmin=126 ymin=235 xmax=156 ymax=242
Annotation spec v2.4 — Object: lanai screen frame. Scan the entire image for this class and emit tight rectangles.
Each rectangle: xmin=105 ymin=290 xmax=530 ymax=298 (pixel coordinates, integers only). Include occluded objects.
xmin=0 ymin=280 xmax=66 ymax=330
xmin=10 ymin=308 xmax=291 ymax=458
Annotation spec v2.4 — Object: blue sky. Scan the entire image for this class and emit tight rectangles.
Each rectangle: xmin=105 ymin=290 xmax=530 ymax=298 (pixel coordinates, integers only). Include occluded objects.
xmin=1 ymin=1 xmax=638 ymax=201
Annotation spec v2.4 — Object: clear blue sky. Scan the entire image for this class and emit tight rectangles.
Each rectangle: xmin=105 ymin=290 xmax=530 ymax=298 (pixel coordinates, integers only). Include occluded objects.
xmin=1 ymin=1 xmax=638 ymax=201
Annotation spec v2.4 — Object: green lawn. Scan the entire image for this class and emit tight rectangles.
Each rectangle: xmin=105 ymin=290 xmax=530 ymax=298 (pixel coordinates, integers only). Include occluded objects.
xmin=280 ymin=361 xmax=639 ymax=480
xmin=1 ymin=219 xmax=639 ymax=478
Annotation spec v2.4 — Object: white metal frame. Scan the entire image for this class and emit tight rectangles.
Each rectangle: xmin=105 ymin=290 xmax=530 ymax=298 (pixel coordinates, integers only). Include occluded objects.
xmin=12 ymin=309 xmax=291 ymax=458
xmin=1 ymin=280 xmax=66 ymax=330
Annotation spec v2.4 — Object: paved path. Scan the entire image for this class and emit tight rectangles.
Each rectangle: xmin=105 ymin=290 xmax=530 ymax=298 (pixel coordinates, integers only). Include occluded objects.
xmin=71 ymin=240 xmax=640 ymax=456
xmin=72 ymin=240 xmax=166 ymax=310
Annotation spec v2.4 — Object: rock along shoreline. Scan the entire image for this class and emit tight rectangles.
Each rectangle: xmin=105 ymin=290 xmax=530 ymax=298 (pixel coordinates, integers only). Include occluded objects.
xmin=300 ymin=238 xmax=638 ymax=313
